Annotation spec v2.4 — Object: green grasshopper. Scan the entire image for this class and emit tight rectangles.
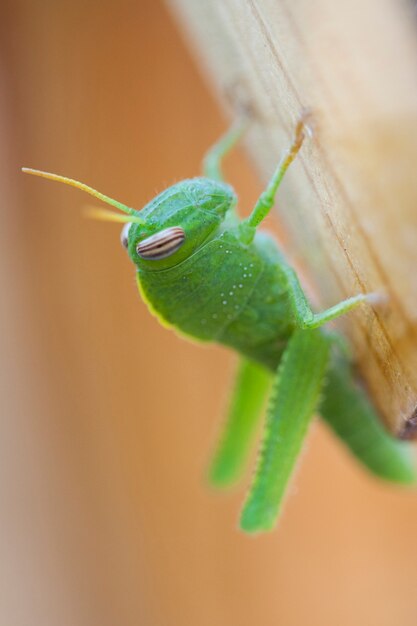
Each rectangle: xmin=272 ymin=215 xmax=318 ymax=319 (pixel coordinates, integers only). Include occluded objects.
xmin=23 ymin=116 xmax=416 ymax=533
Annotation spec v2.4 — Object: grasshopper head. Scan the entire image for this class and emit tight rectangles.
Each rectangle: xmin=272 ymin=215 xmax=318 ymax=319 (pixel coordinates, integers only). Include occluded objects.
xmin=21 ymin=169 xmax=236 ymax=271
xmin=124 ymin=177 xmax=236 ymax=271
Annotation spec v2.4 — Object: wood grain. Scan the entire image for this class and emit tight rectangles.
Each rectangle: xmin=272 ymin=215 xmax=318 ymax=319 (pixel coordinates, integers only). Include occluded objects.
xmin=167 ymin=0 xmax=417 ymax=437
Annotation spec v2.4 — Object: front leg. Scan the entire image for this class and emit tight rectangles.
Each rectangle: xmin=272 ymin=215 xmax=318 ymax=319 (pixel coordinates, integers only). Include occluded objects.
xmin=202 ymin=117 xmax=249 ymax=183
xmin=241 ymin=329 xmax=330 ymax=533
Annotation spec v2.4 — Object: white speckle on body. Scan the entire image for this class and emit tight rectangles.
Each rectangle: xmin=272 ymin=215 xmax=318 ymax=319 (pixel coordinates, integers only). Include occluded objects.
xmin=222 ymin=300 xmax=227 ymax=305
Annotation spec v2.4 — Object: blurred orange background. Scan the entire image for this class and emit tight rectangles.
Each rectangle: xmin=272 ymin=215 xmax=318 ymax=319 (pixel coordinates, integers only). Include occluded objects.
xmin=1 ymin=1 xmax=417 ymax=625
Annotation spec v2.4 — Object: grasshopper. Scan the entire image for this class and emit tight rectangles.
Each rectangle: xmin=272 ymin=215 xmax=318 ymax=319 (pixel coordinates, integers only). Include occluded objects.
xmin=23 ymin=115 xmax=415 ymax=533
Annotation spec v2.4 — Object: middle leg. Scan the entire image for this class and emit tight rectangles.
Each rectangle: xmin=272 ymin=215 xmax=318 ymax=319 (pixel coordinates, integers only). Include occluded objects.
xmin=281 ymin=263 xmax=370 ymax=329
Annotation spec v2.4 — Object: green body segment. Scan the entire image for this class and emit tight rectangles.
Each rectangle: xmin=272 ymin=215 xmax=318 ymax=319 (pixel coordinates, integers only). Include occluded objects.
xmin=137 ymin=228 xmax=294 ymax=369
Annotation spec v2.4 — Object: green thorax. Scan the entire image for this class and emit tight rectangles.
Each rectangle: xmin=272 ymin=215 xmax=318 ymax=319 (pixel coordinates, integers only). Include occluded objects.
xmin=137 ymin=228 xmax=295 ymax=370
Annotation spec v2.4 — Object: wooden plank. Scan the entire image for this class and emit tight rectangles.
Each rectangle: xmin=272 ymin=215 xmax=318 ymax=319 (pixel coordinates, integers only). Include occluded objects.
xmin=167 ymin=0 xmax=417 ymax=437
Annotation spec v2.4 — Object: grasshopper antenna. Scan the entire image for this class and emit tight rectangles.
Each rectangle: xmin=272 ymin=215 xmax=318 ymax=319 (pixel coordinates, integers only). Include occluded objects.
xmin=22 ymin=167 xmax=143 ymax=221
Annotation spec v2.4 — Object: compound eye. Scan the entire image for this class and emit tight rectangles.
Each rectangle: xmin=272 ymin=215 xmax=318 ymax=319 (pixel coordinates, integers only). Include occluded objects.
xmin=120 ymin=222 xmax=132 ymax=249
xmin=136 ymin=226 xmax=185 ymax=260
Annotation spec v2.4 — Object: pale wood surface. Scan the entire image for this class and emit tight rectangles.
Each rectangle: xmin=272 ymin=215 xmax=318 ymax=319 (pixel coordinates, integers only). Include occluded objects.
xmin=167 ymin=0 xmax=417 ymax=437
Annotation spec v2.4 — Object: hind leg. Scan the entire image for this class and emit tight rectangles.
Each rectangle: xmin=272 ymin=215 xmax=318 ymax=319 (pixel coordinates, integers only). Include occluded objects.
xmin=241 ymin=328 xmax=330 ymax=533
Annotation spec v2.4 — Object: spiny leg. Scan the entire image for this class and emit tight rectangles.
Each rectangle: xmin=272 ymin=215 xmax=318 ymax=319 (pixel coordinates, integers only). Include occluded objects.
xmin=240 ymin=329 xmax=330 ymax=533
xmin=320 ymin=355 xmax=416 ymax=484
xmin=203 ymin=116 xmax=249 ymax=182
xmin=209 ymin=358 xmax=271 ymax=487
